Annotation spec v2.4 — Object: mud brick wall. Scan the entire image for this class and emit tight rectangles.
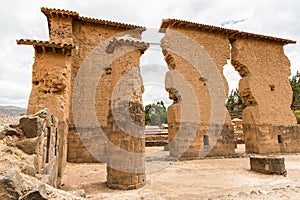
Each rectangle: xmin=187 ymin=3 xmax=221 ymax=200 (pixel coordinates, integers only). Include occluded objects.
xmin=26 ymin=46 xmax=72 ymax=178
xmin=231 ymin=38 xmax=300 ymax=154
xmin=161 ymin=25 xmax=235 ymax=159
xmin=67 ymin=19 xmax=143 ymax=163
xmin=250 ymin=155 xmax=287 ymax=175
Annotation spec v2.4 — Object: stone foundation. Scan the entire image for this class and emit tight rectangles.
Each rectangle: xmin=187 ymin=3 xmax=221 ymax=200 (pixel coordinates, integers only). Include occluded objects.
xmin=106 ymin=102 xmax=146 ymax=190
xmin=168 ymin=123 xmax=234 ymax=160
xmin=244 ymin=124 xmax=300 ymax=154
xmin=67 ymin=127 xmax=106 ymax=163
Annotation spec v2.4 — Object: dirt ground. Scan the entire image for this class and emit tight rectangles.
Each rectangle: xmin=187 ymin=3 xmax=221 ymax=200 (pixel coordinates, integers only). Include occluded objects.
xmin=61 ymin=145 xmax=300 ymax=200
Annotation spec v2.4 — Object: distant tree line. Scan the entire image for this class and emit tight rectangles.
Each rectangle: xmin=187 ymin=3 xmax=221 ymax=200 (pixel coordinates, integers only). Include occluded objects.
xmin=290 ymin=71 xmax=300 ymax=123
xmin=144 ymin=101 xmax=167 ymax=126
xmin=290 ymin=71 xmax=300 ymax=111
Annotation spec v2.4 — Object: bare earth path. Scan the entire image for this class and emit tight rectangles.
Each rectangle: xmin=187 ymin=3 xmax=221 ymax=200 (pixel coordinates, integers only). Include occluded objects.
xmin=61 ymin=146 xmax=300 ymax=200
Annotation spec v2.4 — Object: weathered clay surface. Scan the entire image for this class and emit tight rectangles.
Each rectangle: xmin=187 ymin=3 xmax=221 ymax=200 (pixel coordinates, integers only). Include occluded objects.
xmin=161 ymin=24 xmax=235 ymax=159
xmin=160 ymin=19 xmax=299 ymax=157
xmin=231 ymin=39 xmax=296 ymax=126
xmin=231 ymin=38 xmax=299 ymax=154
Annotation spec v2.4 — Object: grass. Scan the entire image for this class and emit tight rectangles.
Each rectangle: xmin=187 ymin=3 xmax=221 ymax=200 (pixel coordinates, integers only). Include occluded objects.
xmin=294 ymin=110 xmax=300 ymax=124
xmin=13 ymin=151 xmax=22 ymax=157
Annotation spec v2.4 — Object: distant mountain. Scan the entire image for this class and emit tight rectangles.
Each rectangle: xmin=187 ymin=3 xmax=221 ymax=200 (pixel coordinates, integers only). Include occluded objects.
xmin=0 ymin=106 xmax=26 ymax=116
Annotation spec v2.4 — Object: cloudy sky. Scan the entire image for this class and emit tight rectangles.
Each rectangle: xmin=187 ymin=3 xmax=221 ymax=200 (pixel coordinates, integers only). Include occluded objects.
xmin=0 ymin=0 xmax=299 ymax=108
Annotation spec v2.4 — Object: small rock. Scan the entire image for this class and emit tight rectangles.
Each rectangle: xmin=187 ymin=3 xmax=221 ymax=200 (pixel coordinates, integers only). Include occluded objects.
xmin=33 ymin=108 xmax=48 ymax=119
xmin=9 ymin=124 xmax=18 ymax=129
xmin=250 ymin=190 xmax=258 ymax=195
xmin=19 ymin=163 xmax=36 ymax=176
xmin=19 ymin=117 xmax=44 ymax=138
xmin=0 ymin=169 xmax=24 ymax=199
xmin=0 ymin=132 xmax=5 ymax=140
xmin=0 ymin=144 xmax=10 ymax=152
xmin=16 ymin=137 xmax=40 ymax=155
xmin=259 ymin=189 xmax=271 ymax=195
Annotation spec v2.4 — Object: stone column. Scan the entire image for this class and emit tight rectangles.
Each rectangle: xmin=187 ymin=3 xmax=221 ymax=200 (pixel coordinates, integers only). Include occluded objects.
xmin=106 ymin=37 xmax=147 ymax=189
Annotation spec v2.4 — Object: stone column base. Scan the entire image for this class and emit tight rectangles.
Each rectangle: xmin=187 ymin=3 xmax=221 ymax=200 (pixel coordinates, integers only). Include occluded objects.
xmin=106 ymin=167 xmax=146 ymax=190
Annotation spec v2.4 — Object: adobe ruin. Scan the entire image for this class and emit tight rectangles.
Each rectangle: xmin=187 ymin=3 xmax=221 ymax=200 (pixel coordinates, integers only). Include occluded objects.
xmin=17 ymin=8 xmax=300 ymax=189
xmin=160 ymin=19 xmax=300 ymax=157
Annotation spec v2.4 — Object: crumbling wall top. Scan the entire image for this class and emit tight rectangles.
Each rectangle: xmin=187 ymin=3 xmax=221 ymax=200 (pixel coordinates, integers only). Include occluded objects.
xmin=41 ymin=7 xmax=79 ymax=18
xmin=159 ymin=19 xmax=296 ymax=45
xmin=16 ymin=39 xmax=75 ymax=49
xmin=41 ymin=7 xmax=146 ymax=31
xmin=106 ymin=34 xmax=149 ymax=54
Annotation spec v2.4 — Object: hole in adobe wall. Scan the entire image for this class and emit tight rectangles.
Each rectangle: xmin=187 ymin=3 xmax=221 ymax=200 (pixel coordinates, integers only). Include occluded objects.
xmin=199 ymin=76 xmax=208 ymax=86
xmin=270 ymin=84 xmax=275 ymax=91
xmin=278 ymin=135 xmax=283 ymax=144
xmin=204 ymin=135 xmax=209 ymax=146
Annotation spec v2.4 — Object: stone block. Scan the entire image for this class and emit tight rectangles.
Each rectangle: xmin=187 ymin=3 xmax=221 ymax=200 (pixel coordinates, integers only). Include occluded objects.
xmin=19 ymin=117 xmax=44 ymax=138
xmin=16 ymin=137 xmax=40 ymax=155
xmin=250 ymin=155 xmax=287 ymax=175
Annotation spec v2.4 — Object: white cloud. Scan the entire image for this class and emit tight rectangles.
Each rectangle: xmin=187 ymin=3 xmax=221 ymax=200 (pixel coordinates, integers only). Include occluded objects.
xmin=0 ymin=0 xmax=299 ymax=108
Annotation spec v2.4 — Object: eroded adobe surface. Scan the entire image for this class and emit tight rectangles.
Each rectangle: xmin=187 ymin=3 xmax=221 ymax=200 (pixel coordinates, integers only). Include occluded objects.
xmin=231 ymin=38 xmax=300 ymax=154
xmin=160 ymin=19 xmax=300 ymax=157
xmin=160 ymin=20 xmax=235 ymax=159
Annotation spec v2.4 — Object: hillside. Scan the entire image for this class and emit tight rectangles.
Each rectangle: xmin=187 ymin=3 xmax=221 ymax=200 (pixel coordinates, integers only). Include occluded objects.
xmin=0 ymin=106 xmax=26 ymax=116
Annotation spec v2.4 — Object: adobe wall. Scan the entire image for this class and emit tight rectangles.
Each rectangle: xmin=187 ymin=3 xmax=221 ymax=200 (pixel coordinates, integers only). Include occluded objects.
xmin=66 ymin=23 xmax=121 ymax=163
xmin=231 ymin=38 xmax=300 ymax=154
xmin=40 ymin=10 xmax=144 ymax=162
xmin=161 ymin=27 xmax=235 ymax=159
xmin=160 ymin=19 xmax=300 ymax=157
xmin=25 ymin=45 xmax=72 ymax=178
xmin=18 ymin=8 xmax=147 ymax=190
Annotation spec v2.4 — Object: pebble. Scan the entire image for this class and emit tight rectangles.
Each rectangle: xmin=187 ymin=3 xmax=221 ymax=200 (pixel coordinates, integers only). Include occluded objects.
xmin=259 ymin=189 xmax=271 ymax=195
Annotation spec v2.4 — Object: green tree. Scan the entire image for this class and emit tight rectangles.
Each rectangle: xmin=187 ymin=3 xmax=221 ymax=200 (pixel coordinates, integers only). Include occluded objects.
xmin=290 ymin=71 xmax=300 ymax=111
xmin=144 ymin=101 xmax=167 ymax=126
xmin=225 ymin=88 xmax=246 ymax=119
